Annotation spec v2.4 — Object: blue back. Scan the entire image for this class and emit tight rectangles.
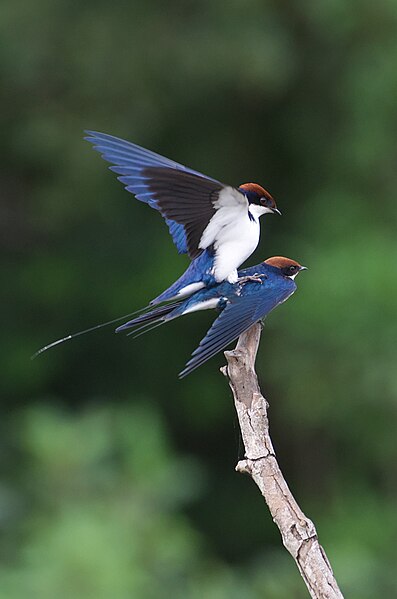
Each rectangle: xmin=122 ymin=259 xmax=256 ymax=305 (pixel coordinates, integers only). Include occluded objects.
xmin=179 ymin=263 xmax=297 ymax=377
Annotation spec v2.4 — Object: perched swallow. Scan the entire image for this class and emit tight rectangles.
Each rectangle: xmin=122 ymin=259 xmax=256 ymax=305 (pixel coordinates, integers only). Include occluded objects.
xmin=85 ymin=131 xmax=280 ymax=301
xmin=116 ymin=256 xmax=307 ymax=377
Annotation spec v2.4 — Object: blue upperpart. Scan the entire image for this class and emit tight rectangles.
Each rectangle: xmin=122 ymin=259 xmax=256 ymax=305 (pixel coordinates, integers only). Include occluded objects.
xmin=150 ymin=248 xmax=216 ymax=304
xmin=178 ymin=262 xmax=294 ymax=316
xmin=179 ymin=263 xmax=296 ymax=377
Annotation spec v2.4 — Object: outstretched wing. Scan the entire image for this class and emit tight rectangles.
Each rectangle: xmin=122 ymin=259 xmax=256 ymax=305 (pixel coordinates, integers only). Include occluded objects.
xmin=85 ymin=131 xmax=243 ymax=258
xmin=179 ymin=281 xmax=295 ymax=378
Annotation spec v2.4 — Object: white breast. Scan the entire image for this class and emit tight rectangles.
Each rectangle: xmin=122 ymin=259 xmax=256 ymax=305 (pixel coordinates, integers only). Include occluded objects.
xmin=199 ymin=187 xmax=246 ymax=247
xmin=198 ymin=187 xmax=268 ymax=283
xmin=211 ymin=211 xmax=261 ymax=283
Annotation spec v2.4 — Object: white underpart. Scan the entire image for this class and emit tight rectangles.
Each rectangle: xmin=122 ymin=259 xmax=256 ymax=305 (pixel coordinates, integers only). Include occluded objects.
xmin=175 ymin=281 xmax=205 ymax=299
xmin=199 ymin=187 xmax=272 ymax=283
xmin=181 ymin=298 xmax=221 ymax=315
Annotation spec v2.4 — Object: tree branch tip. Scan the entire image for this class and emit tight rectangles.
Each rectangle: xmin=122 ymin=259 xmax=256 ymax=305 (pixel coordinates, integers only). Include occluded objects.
xmin=236 ymin=459 xmax=251 ymax=475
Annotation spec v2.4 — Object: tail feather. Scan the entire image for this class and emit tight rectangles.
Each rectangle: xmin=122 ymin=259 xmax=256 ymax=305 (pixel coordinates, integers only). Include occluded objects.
xmin=115 ymin=301 xmax=182 ymax=333
xmin=127 ymin=319 xmax=168 ymax=339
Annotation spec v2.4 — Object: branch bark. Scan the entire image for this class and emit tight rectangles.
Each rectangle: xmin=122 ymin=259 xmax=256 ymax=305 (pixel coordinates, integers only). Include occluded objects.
xmin=221 ymin=323 xmax=344 ymax=599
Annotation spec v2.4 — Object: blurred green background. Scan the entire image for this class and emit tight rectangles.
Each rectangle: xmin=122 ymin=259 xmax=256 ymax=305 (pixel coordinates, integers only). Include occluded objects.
xmin=1 ymin=1 xmax=396 ymax=597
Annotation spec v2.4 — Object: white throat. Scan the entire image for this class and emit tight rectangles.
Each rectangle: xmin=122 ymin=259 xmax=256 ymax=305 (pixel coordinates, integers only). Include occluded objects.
xmin=248 ymin=205 xmax=272 ymax=220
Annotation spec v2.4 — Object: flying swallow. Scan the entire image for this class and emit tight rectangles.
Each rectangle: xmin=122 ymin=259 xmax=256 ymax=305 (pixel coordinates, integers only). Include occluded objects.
xmin=116 ymin=256 xmax=307 ymax=377
xmin=85 ymin=131 xmax=280 ymax=300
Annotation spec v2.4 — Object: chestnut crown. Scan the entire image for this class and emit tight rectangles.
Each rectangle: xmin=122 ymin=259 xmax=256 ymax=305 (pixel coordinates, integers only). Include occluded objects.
xmin=264 ymin=256 xmax=307 ymax=278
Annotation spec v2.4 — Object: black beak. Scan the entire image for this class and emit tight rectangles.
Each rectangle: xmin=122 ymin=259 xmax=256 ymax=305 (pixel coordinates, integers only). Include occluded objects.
xmin=272 ymin=208 xmax=282 ymax=216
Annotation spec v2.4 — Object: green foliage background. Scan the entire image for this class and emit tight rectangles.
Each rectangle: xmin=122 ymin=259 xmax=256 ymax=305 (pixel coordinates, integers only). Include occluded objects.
xmin=1 ymin=1 xmax=396 ymax=597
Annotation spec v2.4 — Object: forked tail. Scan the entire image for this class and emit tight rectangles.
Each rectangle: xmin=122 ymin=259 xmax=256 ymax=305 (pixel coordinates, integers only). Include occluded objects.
xmin=115 ymin=300 xmax=183 ymax=335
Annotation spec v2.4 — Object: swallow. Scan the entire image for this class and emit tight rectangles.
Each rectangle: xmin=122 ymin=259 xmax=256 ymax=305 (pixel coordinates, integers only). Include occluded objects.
xmin=116 ymin=256 xmax=307 ymax=377
xmin=85 ymin=131 xmax=280 ymax=301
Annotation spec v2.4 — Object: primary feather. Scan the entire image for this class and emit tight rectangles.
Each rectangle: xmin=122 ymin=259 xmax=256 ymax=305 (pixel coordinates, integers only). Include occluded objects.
xmin=85 ymin=130 xmax=224 ymax=257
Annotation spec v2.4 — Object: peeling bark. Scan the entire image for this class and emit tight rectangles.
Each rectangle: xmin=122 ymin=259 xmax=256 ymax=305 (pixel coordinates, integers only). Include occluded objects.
xmin=222 ymin=323 xmax=344 ymax=599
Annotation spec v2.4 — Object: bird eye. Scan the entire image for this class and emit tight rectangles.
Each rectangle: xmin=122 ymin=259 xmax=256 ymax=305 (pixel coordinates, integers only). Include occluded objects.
xmin=289 ymin=266 xmax=296 ymax=273
xmin=260 ymin=197 xmax=272 ymax=208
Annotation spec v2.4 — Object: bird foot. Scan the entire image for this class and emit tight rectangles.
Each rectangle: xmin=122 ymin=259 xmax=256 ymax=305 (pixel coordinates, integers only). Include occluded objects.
xmin=238 ymin=274 xmax=267 ymax=285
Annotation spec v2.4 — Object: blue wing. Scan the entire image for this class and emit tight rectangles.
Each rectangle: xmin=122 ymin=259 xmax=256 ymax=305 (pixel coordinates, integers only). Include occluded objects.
xmin=85 ymin=131 xmax=223 ymax=256
xmin=179 ymin=280 xmax=296 ymax=378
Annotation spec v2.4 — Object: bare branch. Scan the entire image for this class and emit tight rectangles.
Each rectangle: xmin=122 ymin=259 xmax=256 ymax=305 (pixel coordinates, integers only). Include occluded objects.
xmin=222 ymin=323 xmax=344 ymax=599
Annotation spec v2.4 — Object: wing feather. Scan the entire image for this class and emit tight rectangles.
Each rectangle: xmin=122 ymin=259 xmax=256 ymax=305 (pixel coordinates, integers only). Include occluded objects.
xmin=85 ymin=130 xmax=224 ymax=255
xmin=85 ymin=131 xmax=247 ymax=260
xmin=179 ymin=281 xmax=296 ymax=377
